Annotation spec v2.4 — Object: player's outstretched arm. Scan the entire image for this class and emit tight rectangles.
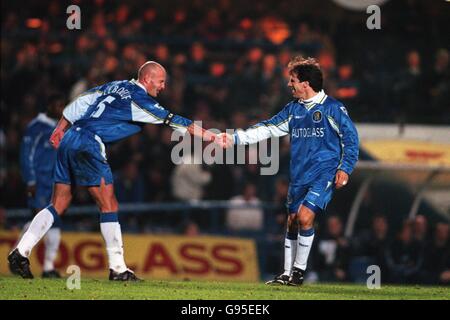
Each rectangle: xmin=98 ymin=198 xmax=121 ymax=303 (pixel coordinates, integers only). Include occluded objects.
xmin=50 ymin=116 xmax=71 ymax=149
xmin=187 ymin=122 xmax=217 ymax=142
xmin=230 ymin=104 xmax=291 ymax=146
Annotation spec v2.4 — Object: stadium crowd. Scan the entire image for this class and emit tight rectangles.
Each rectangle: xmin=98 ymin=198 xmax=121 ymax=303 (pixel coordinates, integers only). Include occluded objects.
xmin=1 ymin=0 xmax=449 ymax=284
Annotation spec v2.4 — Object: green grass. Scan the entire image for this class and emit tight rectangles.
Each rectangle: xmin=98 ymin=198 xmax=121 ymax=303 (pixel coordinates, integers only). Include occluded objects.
xmin=0 ymin=276 xmax=448 ymax=300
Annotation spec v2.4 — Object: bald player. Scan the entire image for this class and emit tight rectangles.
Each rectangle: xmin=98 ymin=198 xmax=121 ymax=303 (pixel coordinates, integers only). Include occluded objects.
xmin=8 ymin=61 xmax=217 ymax=281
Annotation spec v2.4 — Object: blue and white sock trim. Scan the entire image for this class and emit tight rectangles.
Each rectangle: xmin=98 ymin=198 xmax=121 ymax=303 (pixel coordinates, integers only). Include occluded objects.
xmin=286 ymin=231 xmax=298 ymax=240
xmin=299 ymin=228 xmax=315 ymax=237
xmin=100 ymin=212 xmax=119 ymax=223
xmin=46 ymin=205 xmax=62 ymax=228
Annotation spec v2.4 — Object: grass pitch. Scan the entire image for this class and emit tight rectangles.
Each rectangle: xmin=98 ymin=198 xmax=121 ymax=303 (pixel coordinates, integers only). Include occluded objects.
xmin=0 ymin=276 xmax=449 ymax=300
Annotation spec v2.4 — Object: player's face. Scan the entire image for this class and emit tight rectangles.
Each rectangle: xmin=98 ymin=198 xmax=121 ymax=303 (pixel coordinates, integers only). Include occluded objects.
xmin=288 ymin=74 xmax=307 ymax=100
xmin=147 ymin=68 xmax=167 ymax=97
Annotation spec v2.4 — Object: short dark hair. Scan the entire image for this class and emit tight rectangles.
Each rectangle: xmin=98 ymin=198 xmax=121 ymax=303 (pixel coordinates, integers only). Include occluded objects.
xmin=288 ymin=56 xmax=323 ymax=92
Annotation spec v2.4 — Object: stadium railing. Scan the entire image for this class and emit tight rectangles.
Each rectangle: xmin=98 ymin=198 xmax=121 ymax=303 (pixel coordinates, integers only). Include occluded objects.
xmin=5 ymin=201 xmax=279 ymax=231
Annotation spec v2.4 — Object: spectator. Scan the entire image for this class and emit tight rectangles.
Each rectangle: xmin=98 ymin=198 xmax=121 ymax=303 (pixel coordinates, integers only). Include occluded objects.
xmin=226 ymin=183 xmax=263 ymax=232
xmin=420 ymin=222 xmax=449 ymax=285
xmin=413 ymin=214 xmax=429 ymax=249
xmin=427 ymin=48 xmax=450 ymax=120
xmin=153 ymin=43 xmax=171 ymax=67
xmin=171 ymin=152 xmax=212 ymax=202
xmin=351 ymin=214 xmax=390 ymax=282
xmin=314 ymin=215 xmax=351 ymax=282
xmin=261 ymin=54 xmax=279 ymax=84
xmin=334 ymin=63 xmax=360 ymax=112
xmin=391 ymin=50 xmax=425 ymax=122
xmin=188 ymin=42 xmax=209 ymax=77
xmin=385 ymin=219 xmax=424 ymax=284
xmin=182 ymin=220 xmax=201 ymax=237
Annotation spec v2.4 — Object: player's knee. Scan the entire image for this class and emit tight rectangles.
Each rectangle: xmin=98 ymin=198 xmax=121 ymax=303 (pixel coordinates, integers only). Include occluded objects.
xmin=298 ymin=213 xmax=314 ymax=229
xmin=52 ymin=202 xmax=69 ymax=215
xmin=98 ymin=197 xmax=119 ymax=213
xmin=52 ymin=189 xmax=72 ymax=211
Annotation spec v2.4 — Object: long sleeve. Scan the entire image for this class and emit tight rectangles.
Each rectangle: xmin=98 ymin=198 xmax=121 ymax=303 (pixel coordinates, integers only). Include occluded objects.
xmin=131 ymin=95 xmax=193 ymax=134
xmin=63 ymin=86 xmax=104 ymax=124
xmin=233 ymin=103 xmax=291 ymax=145
xmin=327 ymin=105 xmax=359 ymax=175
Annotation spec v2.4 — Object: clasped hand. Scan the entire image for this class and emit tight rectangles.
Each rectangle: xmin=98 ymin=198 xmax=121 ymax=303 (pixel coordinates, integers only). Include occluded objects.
xmin=215 ymin=133 xmax=234 ymax=149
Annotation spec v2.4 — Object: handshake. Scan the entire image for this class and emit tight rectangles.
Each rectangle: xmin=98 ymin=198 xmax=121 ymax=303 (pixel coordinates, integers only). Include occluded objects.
xmin=187 ymin=124 xmax=235 ymax=148
xmin=211 ymin=132 xmax=234 ymax=149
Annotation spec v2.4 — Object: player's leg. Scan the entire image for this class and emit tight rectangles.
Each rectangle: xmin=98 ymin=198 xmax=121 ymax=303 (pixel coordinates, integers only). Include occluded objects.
xmin=266 ymin=185 xmax=306 ymax=285
xmin=265 ymin=213 xmax=298 ymax=285
xmin=42 ymin=226 xmax=61 ymax=278
xmin=289 ymin=205 xmax=316 ymax=286
xmin=8 ymin=183 xmax=71 ymax=279
xmin=38 ymin=184 xmax=63 ymax=278
xmin=64 ymin=128 xmax=139 ymax=281
xmin=289 ymin=174 xmax=334 ymax=286
xmin=283 ymin=213 xmax=299 ymax=276
xmin=87 ymin=179 xmax=140 ymax=281
xmin=14 ymin=203 xmax=36 ymax=256
xmin=9 ymin=130 xmax=73 ymax=278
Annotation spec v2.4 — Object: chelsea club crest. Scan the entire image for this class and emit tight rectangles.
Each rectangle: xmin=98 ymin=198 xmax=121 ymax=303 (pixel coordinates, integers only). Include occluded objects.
xmin=312 ymin=110 xmax=322 ymax=123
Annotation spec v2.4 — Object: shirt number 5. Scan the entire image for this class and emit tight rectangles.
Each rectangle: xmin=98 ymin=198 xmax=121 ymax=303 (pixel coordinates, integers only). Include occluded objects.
xmin=91 ymin=96 xmax=116 ymax=118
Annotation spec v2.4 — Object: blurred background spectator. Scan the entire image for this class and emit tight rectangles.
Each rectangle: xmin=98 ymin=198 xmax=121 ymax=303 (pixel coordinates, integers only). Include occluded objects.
xmin=413 ymin=214 xmax=430 ymax=249
xmin=385 ymin=219 xmax=424 ymax=284
xmin=226 ymin=182 xmax=263 ymax=232
xmin=419 ymin=222 xmax=450 ymax=285
xmin=171 ymin=151 xmax=212 ymax=202
xmin=314 ymin=215 xmax=351 ymax=282
xmin=350 ymin=213 xmax=390 ymax=282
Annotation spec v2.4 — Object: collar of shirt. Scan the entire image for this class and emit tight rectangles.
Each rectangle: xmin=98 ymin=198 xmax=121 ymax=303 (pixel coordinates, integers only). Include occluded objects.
xmin=37 ymin=113 xmax=57 ymax=127
xmin=130 ymin=78 xmax=148 ymax=94
xmin=300 ymin=90 xmax=326 ymax=106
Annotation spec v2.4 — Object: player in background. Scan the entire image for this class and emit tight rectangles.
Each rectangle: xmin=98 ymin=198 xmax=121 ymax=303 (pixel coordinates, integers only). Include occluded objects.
xmin=18 ymin=94 xmax=65 ymax=278
xmin=8 ymin=61 xmax=217 ymax=281
xmin=219 ymin=57 xmax=359 ymax=286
